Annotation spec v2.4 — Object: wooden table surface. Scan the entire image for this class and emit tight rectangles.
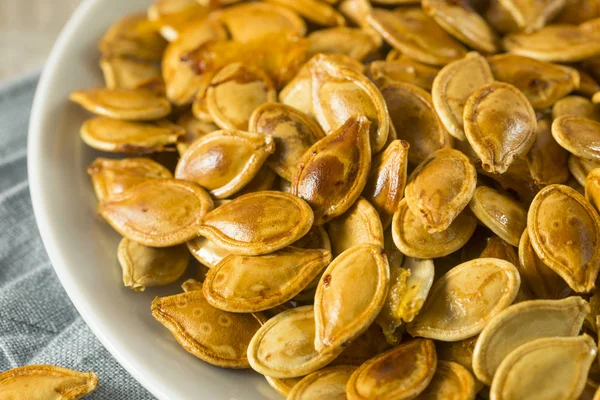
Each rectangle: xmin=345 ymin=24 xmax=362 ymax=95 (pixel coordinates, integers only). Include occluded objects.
xmin=0 ymin=0 xmax=79 ymax=81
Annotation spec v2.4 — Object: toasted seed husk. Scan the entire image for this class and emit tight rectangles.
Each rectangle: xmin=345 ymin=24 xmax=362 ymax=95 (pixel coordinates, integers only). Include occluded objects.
xmin=469 ymin=186 xmax=527 ymax=247
xmin=292 ymin=116 xmax=372 ymax=225
xmin=249 ymin=103 xmax=325 ymax=181
xmin=198 ymin=191 xmax=314 ymax=255
xmin=518 ymin=228 xmax=572 ymax=299
xmin=478 ymin=158 xmax=541 ymax=205
xmin=380 ymin=82 xmax=451 ymax=165
xmin=406 ymin=258 xmax=521 ymax=341
xmin=331 ymin=323 xmax=392 ymax=366
xmin=489 ymin=335 xmax=597 ymax=400
xmin=575 ymin=67 xmax=600 ymax=98
xmin=202 ymin=247 xmax=331 ymax=312
xmin=87 ymin=157 xmax=172 ymax=201
xmin=306 ymin=28 xmax=380 ymax=61
xmin=503 ymin=25 xmax=600 ymax=63
xmin=392 ymin=199 xmax=477 ymax=259
xmin=362 ymin=140 xmax=409 ymax=229
xmin=526 ymin=114 xmax=570 ymax=185
xmin=70 ymin=88 xmax=171 ymax=121
xmin=174 ymin=130 xmax=275 ymax=199
xmin=99 ymin=13 xmax=167 ymax=61
xmin=0 ymin=365 xmax=98 ymax=399
xmin=327 ymin=198 xmax=384 ymax=256
xmin=338 ymin=0 xmax=373 ymax=27
xmin=151 ymin=290 xmax=264 ymax=368
xmin=569 ymin=155 xmax=600 ymax=187
xmin=488 ymin=54 xmax=580 ymax=110
xmin=231 ymin=165 xmax=277 ymax=197
xmin=118 ymin=238 xmax=189 ymax=291
xmin=287 ymin=365 xmax=356 ymax=400
xmin=175 ymin=112 xmax=218 ymax=156
xmin=187 ymin=236 xmax=230 ymax=268
xmin=499 ymin=0 xmax=565 ymax=33
xmin=484 ymin=0 xmax=520 ymax=34
xmin=205 ymin=63 xmax=277 ymax=131
xmin=528 ymin=184 xmax=600 ymax=293
xmin=414 ymin=360 xmax=476 ymax=400
xmin=80 ymin=117 xmax=184 ymax=153
xmin=247 ymin=306 xmax=343 ymax=378
xmin=265 ymin=0 xmax=345 ymax=27
xmin=367 ymin=8 xmax=467 ymax=66
xmin=346 ymin=339 xmax=437 ymax=400
xmin=552 ymin=116 xmax=600 ymax=162
xmin=147 ymin=0 xmax=208 ymax=42
xmin=162 ymin=19 xmax=227 ymax=105
xmin=310 ymin=55 xmax=389 ymax=154
xmin=99 ymin=179 xmax=213 ymax=247
xmin=405 ymin=148 xmax=477 ymax=232
xmin=294 ymin=226 xmax=332 ymax=253
xmin=553 ymin=96 xmax=600 ymax=122
xmin=182 ymin=278 xmax=203 ymax=292
xmin=463 ymin=82 xmax=537 ymax=174
xmin=436 ymin=336 xmax=479 ymax=376
xmin=265 ymin=376 xmax=303 ymax=397
xmin=432 ymin=52 xmax=494 ymax=141
xmin=369 ymin=58 xmax=439 ymax=90
xmin=422 ymin=0 xmax=499 ymax=54
xmin=100 ymin=56 xmax=162 ymax=90
xmin=314 ymin=244 xmax=389 ymax=352
xmin=586 ymin=168 xmax=600 ymax=212
xmin=472 ymin=296 xmax=590 ymax=385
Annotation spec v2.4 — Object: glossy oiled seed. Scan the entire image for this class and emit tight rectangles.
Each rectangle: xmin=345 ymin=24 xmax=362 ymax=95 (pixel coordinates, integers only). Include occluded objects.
xmin=527 ymin=184 xmax=600 ymax=293
xmin=202 ymin=247 xmax=331 ymax=312
xmin=264 ymin=0 xmax=345 ymax=27
xmin=463 ymin=82 xmax=537 ymax=174
xmin=499 ymin=0 xmax=565 ymax=33
xmin=100 ymin=56 xmax=162 ymax=91
xmin=175 ymin=112 xmax=218 ymax=156
xmin=490 ymin=335 xmax=597 ymax=400
xmin=432 ymin=52 xmax=494 ymax=141
xmin=552 ymin=116 xmax=600 ymax=162
xmin=151 ymin=290 xmax=264 ymax=368
xmin=406 ymin=258 xmax=521 ymax=341
xmin=332 ymin=323 xmax=392 ymax=366
xmin=415 ymin=360 xmax=476 ymax=400
xmin=369 ymin=58 xmax=439 ymax=91
xmin=87 ymin=157 xmax=172 ymax=201
xmin=0 ymin=365 xmax=98 ymax=400
xmin=187 ymin=235 xmax=230 ymax=269
xmin=198 ymin=191 xmax=314 ymax=255
xmin=265 ymin=376 xmax=303 ymax=397
xmin=99 ymin=179 xmax=214 ymax=247
xmin=292 ymin=116 xmax=372 ymax=225
xmin=586 ymin=168 xmax=600 ymax=212
xmin=118 ymin=238 xmax=189 ymax=292
xmin=472 ymin=296 xmax=590 ymax=385
xmin=306 ymin=28 xmax=381 ymax=61
xmin=175 ymin=130 xmax=275 ymax=199
xmin=147 ymin=0 xmax=208 ymax=42
xmin=314 ymin=244 xmax=389 ymax=352
xmin=247 ymin=306 xmax=343 ymax=378
xmin=287 ymin=365 xmax=357 ymax=400
xmin=526 ymin=114 xmax=570 ymax=185
xmin=405 ymin=148 xmax=477 ymax=232
xmin=553 ymin=96 xmax=600 ymax=122
xmin=346 ymin=339 xmax=437 ymax=400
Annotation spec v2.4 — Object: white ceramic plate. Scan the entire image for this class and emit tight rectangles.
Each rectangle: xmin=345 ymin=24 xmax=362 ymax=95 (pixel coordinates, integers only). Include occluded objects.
xmin=27 ymin=1 xmax=279 ymax=399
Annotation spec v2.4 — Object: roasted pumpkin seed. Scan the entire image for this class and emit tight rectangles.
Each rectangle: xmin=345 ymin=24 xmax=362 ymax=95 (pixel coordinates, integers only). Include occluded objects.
xmin=414 ymin=360 xmax=477 ymax=400
xmin=100 ymin=56 xmax=162 ymax=91
xmin=306 ymin=27 xmax=380 ymax=61
xmin=287 ymin=365 xmax=357 ymax=400
xmin=265 ymin=0 xmax=345 ymax=27
xmin=175 ymin=112 xmax=218 ymax=156
xmin=552 ymin=116 xmax=600 ymax=162
xmin=265 ymin=376 xmax=303 ymax=397
xmin=186 ymin=236 xmax=230 ymax=269
xmin=499 ymin=0 xmax=565 ymax=33
xmin=369 ymin=58 xmax=439 ymax=91
xmin=526 ymin=114 xmax=570 ymax=185
xmin=586 ymin=168 xmax=600 ymax=212
xmin=99 ymin=13 xmax=167 ymax=61
xmin=147 ymin=0 xmax=208 ymax=42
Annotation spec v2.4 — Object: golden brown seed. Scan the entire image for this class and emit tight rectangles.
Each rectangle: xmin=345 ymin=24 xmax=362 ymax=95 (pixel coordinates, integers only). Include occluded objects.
xmin=435 ymin=336 xmax=479 ymax=377
xmin=422 ymin=0 xmax=499 ymax=54
xmin=70 ymin=88 xmax=171 ymax=121
xmin=569 ymin=155 xmax=600 ymax=187
xmin=469 ymin=186 xmax=527 ymax=247
xmin=369 ymin=58 xmax=439 ymax=91
xmin=187 ymin=236 xmax=230 ymax=269
xmin=405 ymin=148 xmax=477 ymax=233
xmin=380 ymin=82 xmax=451 ymax=165
xmin=338 ymin=0 xmax=373 ymax=27
xmin=265 ymin=376 xmax=303 ymax=397
xmin=147 ymin=0 xmax=208 ymax=42
xmin=552 ymin=116 xmax=600 ymax=162
xmin=174 ymin=130 xmax=275 ymax=199
xmin=406 ymin=258 xmax=521 ymax=341
xmin=314 ymin=244 xmax=389 ymax=352
xmin=294 ymin=225 xmax=332 ymax=252
xmin=306 ymin=27 xmax=380 ymax=61
xmin=367 ymin=8 xmax=467 ymax=66
xmin=503 ymin=25 xmax=600 ymax=63
xmin=247 ymin=306 xmax=343 ymax=378
xmin=80 ymin=117 xmax=184 ymax=153
xmin=249 ymin=103 xmax=325 ymax=181
xmin=182 ymin=278 xmax=203 ymax=292
xmin=175 ymin=112 xmax=218 ymax=156
xmin=526 ymin=114 xmax=570 ymax=185
xmin=528 ymin=184 xmax=600 ymax=293
xmin=99 ymin=179 xmax=213 ymax=247
xmin=346 ymin=339 xmax=437 ymax=400
xmin=586 ymin=168 xmax=600 ymax=212
xmin=202 ymin=247 xmax=331 ymax=312
xmin=489 ymin=335 xmax=597 ymax=400
xmin=463 ymin=82 xmax=537 ymax=174
xmin=99 ymin=13 xmax=167 ymax=61
xmin=392 ymin=199 xmax=477 ymax=259
xmin=414 ymin=360 xmax=476 ymax=400
xmin=0 ymin=365 xmax=98 ymax=400
xmin=362 ymin=140 xmax=410 ymax=229
xmin=488 ymin=54 xmax=580 ymax=110
xmin=151 ymin=290 xmax=264 ymax=368
xmin=265 ymin=0 xmax=345 ymax=27
xmin=310 ymin=55 xmax=390 ymax=153
xmin=87 ymin=157 xmax=172 ymax=201
xmin=205 ymin=63 xmax=277 ymax=131
xmin=498 ymin=0 xmax=565 ymax=33
xmin=292 ymin=116 xmax=372 ymax=225
xmin=331 ymin=323 xmax=392 ymax=366
xmin=287 ymin=365 xmax=357 ymax=400
xmin=575 ymin=67 xmax=600 ymax=98
xmin=327 ymin=198 xmax=384 ymax=257
xmin=198 ymin=191 xmax=314 ymax=255
xmin=100 ymin=56 xmax=162 ymax=90
xmin=231 ymin=165 xmax=277 ymax=197
xmin=118 ymin=238 xmax=189 ymax=292
xmin=432 ymin=52 xmax=494 ymax=141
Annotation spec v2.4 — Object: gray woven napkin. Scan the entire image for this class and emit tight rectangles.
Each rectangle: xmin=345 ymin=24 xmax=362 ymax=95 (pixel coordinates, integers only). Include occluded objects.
xmin=0 ymin=73 xmax=154 ymax=399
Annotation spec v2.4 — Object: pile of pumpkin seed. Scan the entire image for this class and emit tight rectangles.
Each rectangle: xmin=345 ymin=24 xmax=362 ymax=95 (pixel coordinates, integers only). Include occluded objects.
xmin=6 ymin=0 xmax=600 ymax=398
